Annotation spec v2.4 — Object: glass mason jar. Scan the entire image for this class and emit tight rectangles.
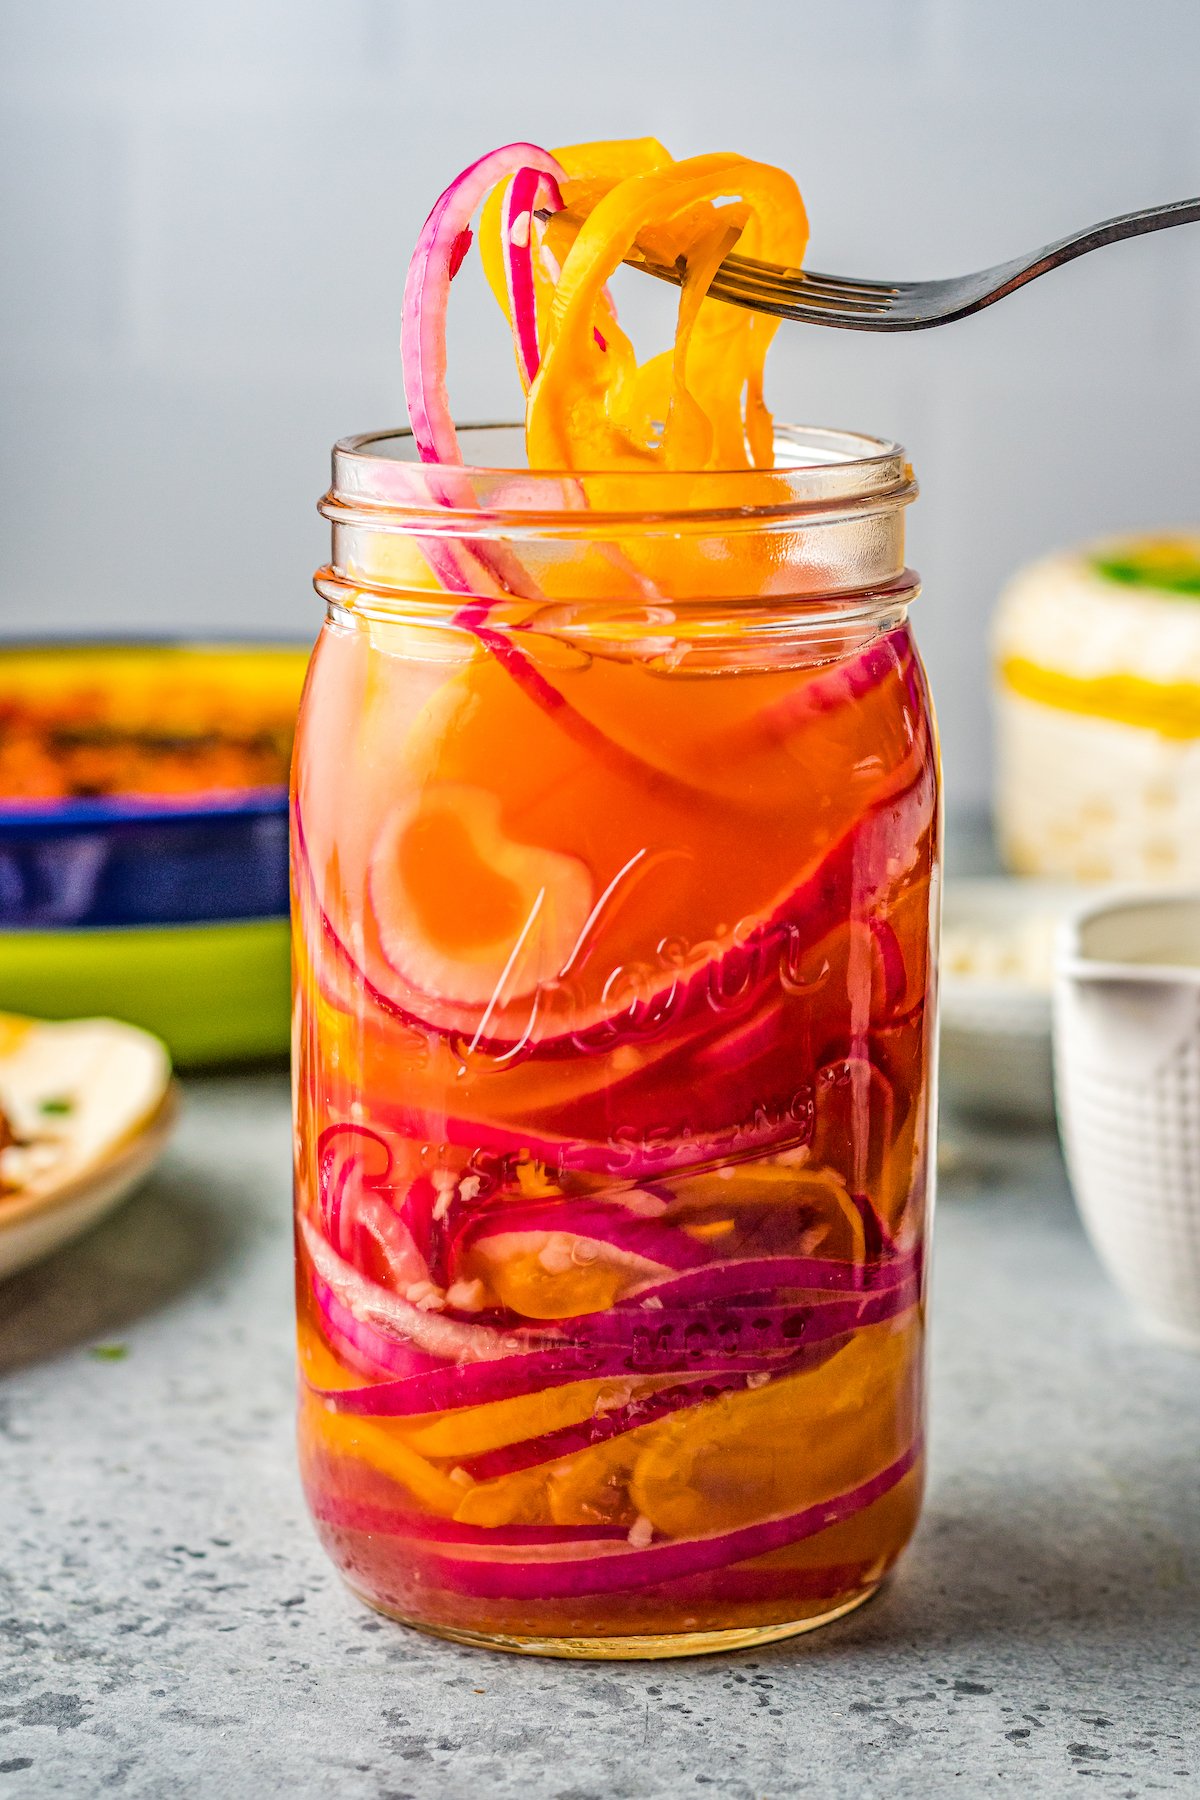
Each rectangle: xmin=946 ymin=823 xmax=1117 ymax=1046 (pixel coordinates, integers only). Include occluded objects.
xmin=292 ymin=424 xmax=939 ymax=1658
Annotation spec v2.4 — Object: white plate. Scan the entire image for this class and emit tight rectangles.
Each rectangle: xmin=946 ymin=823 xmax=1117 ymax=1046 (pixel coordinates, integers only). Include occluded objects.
xmin=940 ymin=876 xmax=1091 ymax=1124
xmin=0 ymin=1014 xmax=177 ymax=1280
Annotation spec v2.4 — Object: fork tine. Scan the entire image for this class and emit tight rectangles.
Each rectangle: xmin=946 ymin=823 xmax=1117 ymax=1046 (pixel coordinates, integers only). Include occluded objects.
xmin=535 ymin=205 xmax=905 ymax=318
xmin=708 ymin=269 xmax=896 ymax=315
xmin=716 ymin=272 xmax=896 ymax=311
xmin=722 ymin=254 xmax=901 ymax=299
xmin=718 ymin=267 xmax=889 ymax=302
xmin=633 ymin=252 xmax=896 ymax=316
xmin=716 ymin=295 xmax=896 ymax=326
xmin=706 ymin=281 xmax=897 ymax=324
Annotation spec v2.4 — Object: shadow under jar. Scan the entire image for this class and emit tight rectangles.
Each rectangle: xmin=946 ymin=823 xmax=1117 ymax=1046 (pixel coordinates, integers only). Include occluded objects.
xmin=292 ymin=424 xmax=939 ymax=1658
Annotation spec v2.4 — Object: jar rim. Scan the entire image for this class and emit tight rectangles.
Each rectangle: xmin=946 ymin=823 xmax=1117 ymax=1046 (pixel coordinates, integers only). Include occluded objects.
xmin=321 ymin=421 xmax=916 ymax=530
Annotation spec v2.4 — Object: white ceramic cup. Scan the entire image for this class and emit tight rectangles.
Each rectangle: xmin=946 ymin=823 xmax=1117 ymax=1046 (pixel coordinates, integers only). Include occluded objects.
xmin=1054 ymin=890 xmax=1200 ymax=1351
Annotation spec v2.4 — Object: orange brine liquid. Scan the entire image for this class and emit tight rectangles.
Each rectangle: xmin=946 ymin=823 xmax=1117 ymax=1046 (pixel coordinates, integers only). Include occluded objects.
xmin=292 ymin=598 xmax=937 ymax=1651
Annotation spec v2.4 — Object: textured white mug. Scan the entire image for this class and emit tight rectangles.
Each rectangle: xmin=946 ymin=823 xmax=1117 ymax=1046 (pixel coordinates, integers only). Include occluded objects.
xmin=1054 ymin=891 xmax=1200 ymax=1350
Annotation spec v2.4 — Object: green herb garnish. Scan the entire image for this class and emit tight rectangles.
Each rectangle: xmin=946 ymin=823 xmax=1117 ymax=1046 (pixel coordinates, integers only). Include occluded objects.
xmin=89 ymin=1344 xmax=129 ymax=1362
xmin=1092 ymin=542 xmax=1200 ymax=598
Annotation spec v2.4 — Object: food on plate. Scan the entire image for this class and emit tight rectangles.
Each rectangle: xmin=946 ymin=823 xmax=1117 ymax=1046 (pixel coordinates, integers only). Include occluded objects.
xmin=0 ymin=1013 xmax=171 ymax=1204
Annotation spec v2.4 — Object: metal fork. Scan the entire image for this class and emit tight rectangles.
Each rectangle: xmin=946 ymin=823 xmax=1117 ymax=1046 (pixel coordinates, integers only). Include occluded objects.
xmin=622 ymin=196 xmax=1200 ymax=330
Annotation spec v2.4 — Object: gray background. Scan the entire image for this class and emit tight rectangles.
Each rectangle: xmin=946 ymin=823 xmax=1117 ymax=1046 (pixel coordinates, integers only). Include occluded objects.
xmin=2 ymin=0 xmax=1199 ymax=810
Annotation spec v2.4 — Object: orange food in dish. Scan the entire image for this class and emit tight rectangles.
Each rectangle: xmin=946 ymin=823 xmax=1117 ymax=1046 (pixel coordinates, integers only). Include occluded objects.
xmin=0 ymin=646 xmax=305 ymax=803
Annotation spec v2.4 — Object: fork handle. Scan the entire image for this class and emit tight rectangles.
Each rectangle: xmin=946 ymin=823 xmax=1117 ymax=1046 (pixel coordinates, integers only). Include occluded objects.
xmin=1031 ymin=196 xmax=1200 ymax=277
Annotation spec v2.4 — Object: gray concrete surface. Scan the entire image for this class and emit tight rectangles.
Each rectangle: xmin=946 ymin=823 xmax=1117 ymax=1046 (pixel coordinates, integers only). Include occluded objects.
xmin=1 ymin=1073 xmax=1197 ymax=1800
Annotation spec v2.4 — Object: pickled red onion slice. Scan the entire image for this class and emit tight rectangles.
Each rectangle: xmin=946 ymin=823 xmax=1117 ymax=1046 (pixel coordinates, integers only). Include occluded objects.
xmin=401 ymin=142 xmax=565 ymax=465
xmin=295 ymin=758 xmax=927 ymax=1065
xmin=454 ymin=1343 xmax=850 ymax=1484
xmin=502 ymin=165 xmax=563 ymax=388
xmin=307 ymin=1269 xmax=917 ymax=1413
xmin=311 ymin=1277 xmax=444 ymax=1383
xmin=300 ymin=1215 xmax=550 ymax=1368
xmin=367 ymin=784 xmax=593 ymax=1010
xmin=451 ymin=1194 xmax=714 ymax=1278
xmin=418 ymin=1440 xmax=920 ymax=1600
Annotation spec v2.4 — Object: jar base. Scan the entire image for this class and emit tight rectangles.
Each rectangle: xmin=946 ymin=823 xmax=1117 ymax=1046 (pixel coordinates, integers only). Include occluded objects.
xmin=343 ymin=1580 xmax=881 ymax=1660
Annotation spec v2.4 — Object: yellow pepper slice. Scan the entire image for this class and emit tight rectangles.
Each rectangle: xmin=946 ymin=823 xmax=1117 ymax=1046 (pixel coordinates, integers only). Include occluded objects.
xmin=630 ymin=1319 xmax=920 ymax=1538
xmin=526 ymin=148 xmax=807 ymax=472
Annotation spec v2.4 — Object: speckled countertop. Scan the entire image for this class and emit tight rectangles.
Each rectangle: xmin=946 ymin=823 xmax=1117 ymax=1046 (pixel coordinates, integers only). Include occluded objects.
xmin=1 ymin=1072 xmax=1198 ymax=1800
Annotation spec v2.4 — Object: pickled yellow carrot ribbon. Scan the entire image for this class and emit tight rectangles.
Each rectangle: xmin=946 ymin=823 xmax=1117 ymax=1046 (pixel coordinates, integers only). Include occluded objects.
xmin=474 ymin=139 xmax=808 ymax=474
xmin=526 ymin=149 xmax=807 ymax=471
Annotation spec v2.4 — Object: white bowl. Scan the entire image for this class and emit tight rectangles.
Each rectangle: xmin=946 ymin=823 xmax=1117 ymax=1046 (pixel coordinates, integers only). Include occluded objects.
xmin=940 ymin=877 xmax=1089 ymax=1124
xmin=1055 ymin=890 xmax=1200 ymax=1351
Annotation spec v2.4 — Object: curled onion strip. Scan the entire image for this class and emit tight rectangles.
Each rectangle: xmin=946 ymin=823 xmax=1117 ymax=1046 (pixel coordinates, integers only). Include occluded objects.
xmin=420 ymin=1438 xmax=922 ymax=1600
xmin=502 ymin=166 xmax=563 ymax=389
xmin=455 ymin=1342 xmax=849 ymax=1483
xmin=301 ymin=1214 xmax=548 ymax=1367
xmin=402 ymin=142 xmax=565 ymax=465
